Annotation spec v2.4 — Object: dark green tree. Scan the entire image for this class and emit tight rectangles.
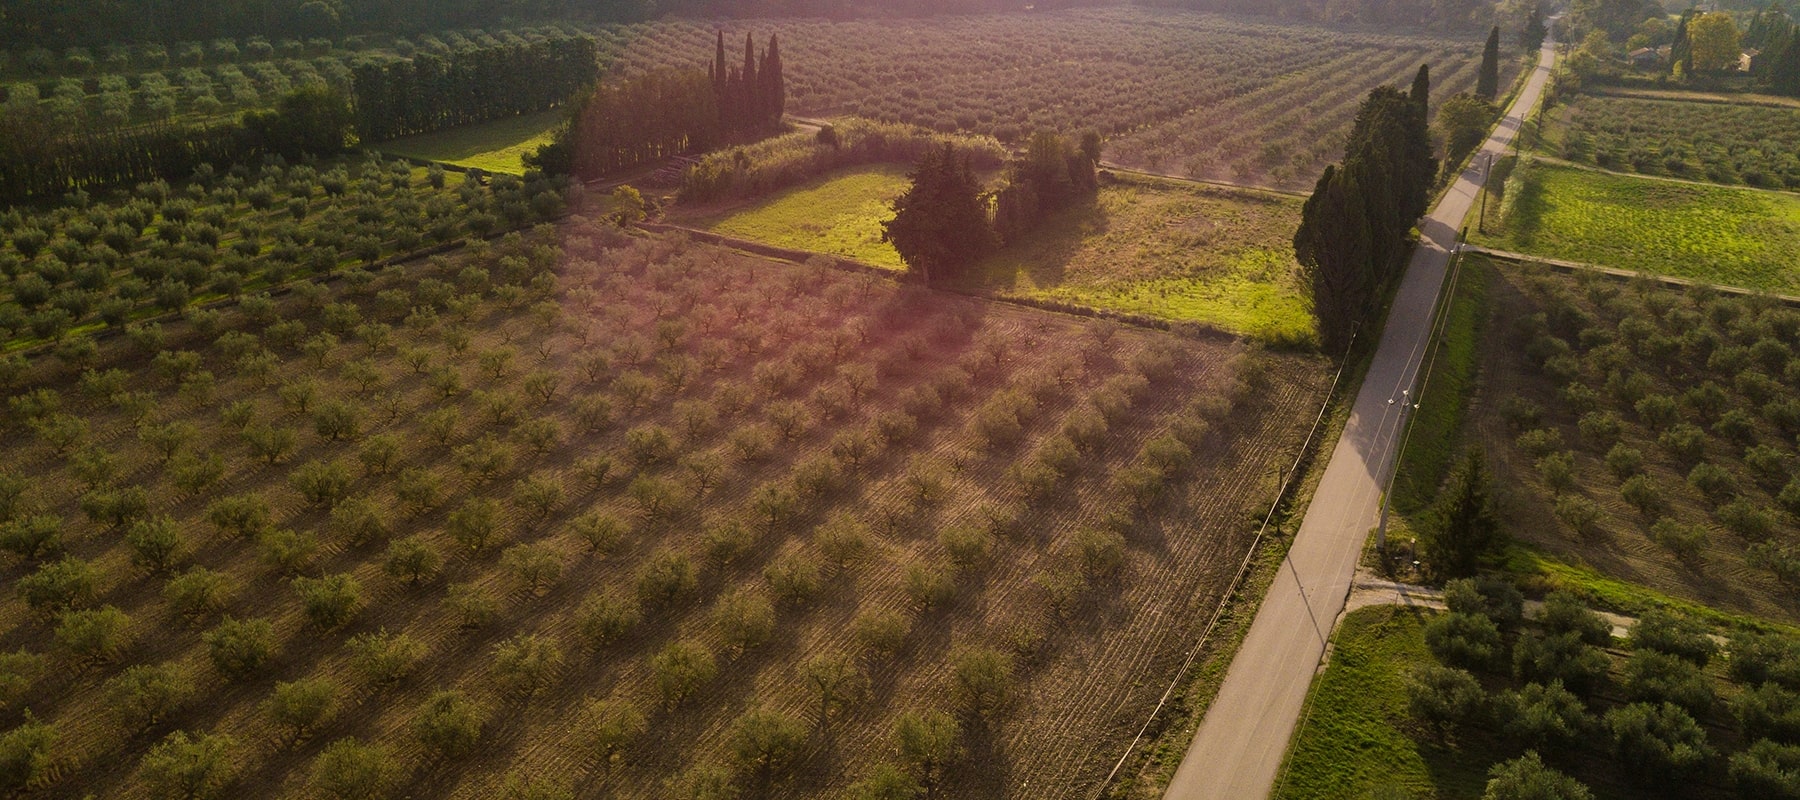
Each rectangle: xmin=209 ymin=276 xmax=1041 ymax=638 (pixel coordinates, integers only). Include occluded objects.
xmin=1769 ymin=37 xmax=1800 ymax=96
xmin=882 ymin=143 xmax=997 ymax=285
xmin=1478 ymin=26 xmax=1502 ymax=100
xmin=1670 ymin=10 xmax=1695 ymax=77
xmin=242 ymin=86 xmax=354 ymax=161
xmin=1524 ymin=7 xmax=1549 ymax=50
xmin=1421 ymin=449 xmax=1503 ymax=579
xmin=1293 ymin=164 xmax=1373 ymax=355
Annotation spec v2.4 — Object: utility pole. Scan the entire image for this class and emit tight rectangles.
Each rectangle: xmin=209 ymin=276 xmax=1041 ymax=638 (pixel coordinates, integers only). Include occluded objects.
xmin=1478 ymin=152 xmax=1491 ymax=234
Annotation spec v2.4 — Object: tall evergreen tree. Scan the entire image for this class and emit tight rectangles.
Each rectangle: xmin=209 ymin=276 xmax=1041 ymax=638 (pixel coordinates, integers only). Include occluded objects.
xmin=883 ymin=144 xmax=997 ymax=285
xmin=1670 ymin=11 xmax=1694 ymax=77
xmin=1420 ymin=449 xmax=1503 ymax=579
xmin=742 ymin=33 xmax=760 ymax=129
xmin=760 ymin=34 xmax=785 ymax=129
xmin=1524 ymin=7 xmax=1548 ymax=51
xmin=1411 ymin=63 xmax=1431 ymax=106
xmin=713 ymin=31 xmax=728 ymax=98
xmin=1293 ymin=165 xmax=1374 ymax=355
xmin=1477 ymin=26 xmax=1501 ymax=100
xmin=1770 ymin=35 xmax=1800 ymax=95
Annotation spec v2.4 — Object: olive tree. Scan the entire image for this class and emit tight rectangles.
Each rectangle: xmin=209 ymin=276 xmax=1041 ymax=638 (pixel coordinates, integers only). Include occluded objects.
xmin=412 ymin=689 xmax=484 ymax=760
xmin=268 ymin=677 xmax=338 ymax=743
xmin=138 ymin=731 xmax=237 ymax=800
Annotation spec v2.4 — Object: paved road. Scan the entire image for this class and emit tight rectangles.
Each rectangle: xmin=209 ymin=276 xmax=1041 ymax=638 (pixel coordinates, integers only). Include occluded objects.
xmin=1161 ymin=35 xmax=1559 ymax=800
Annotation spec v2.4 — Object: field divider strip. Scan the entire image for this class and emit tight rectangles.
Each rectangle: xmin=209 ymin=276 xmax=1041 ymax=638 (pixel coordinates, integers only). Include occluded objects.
xmin=1466 ymin=245 xmax=1800 ymax=307
xmin=1090 ymin=327 xmax=1356 ymax=799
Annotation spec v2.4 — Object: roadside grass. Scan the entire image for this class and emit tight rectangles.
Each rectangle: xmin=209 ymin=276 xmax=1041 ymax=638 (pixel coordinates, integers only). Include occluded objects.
xmin=378 ymin=111 xmax=562 ymax=175
xmin=1504 ymin=547 xmax=1800 ymax=636
xmin=695 ymin=164 xmax=913 ymax=269
xmin=1472 ymin=159 xmax=1800 ymax=292
xmin=1389 ymin=255 xmax=1491 ymax=516
xmin=1272 ymin=605 xmax=1495 ymax=800
xmin=694 ymin=166 xmax=1313 ymax=343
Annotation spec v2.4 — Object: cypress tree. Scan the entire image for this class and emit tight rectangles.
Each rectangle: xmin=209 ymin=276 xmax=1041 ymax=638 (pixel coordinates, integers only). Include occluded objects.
xmin=1410 ymin=63 xmax=1431 ymax=106
xmin=883 ymin=144 xmax=997 ymax=286
xmin=713 ymin=31 xmax=727 ymax=98
xmin=1524 ymin=7 xmax=1547 ymax=51
xmin=1420 ymin=449 xmax=1503 ymax=579
xmin=1293 ymin=165 xmax=1374 ymax=355
xmin=1477 ymin=26 xmax=1501 ymax=100
xmin=1671 ymin=11 xmax=1694 ymax=77
xmin=760 ymin=34 xmax=785 ymax=130
xmin=1770 ymin=35 xmax=1800 ymax=96
xmin=742 ymin=33 xmax=759 ymax=132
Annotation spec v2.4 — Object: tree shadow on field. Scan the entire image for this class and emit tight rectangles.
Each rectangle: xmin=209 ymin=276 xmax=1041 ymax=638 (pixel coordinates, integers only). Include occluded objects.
xmin=957 ymin=196 xmax=1109 ymax=296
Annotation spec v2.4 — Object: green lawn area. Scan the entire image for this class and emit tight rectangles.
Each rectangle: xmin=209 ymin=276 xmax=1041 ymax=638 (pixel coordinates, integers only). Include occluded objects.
xmin=695 ymin=165 xmax=1313 ymax=343
xmin=378 ymin=111 xmax=561 ymax=175
xmin=1474 ymin=159 xmax=1800 ymax=292
xmin=699 ymin=164 xmax=913 ymax=270
xmin=1274 ymin=606 xmax=1492 ymax=800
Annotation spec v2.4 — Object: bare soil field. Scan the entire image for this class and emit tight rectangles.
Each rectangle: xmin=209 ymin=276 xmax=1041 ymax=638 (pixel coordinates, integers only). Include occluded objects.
xmin=0 ymin=220 xmax=1328 ymax=798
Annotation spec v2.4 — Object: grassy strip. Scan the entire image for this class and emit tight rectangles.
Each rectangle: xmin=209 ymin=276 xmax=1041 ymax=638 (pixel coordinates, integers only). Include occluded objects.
xmin=1470 ymin=159 xmax=1800 ymax=292
xmin=1389 ymin=255 xmax=1490 ymax=514
xmin=378 ymin=111 xmax=561 ymax=175
xmin=1272 ymin=605 xmax=1493 ymax=799
xmin=1503 ymin=547 xmax=1800 ymax=636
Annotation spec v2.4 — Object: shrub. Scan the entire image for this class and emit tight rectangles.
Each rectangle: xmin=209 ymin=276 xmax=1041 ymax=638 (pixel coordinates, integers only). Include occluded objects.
xmin=853 ymin=607 xmax=911 ymax=657
xmin=164 ymin=567 xmax=234 ymax=620
xmin=55 ymin=605 xmax=133 ymax=663
xmin=1606 ymin=702 xmax=1712 ymax=782
xmin=1552 ymin=494 xmax=1603 ymax=535
xmin=489 ymin=634 xmax=564 ymax=698
xmin=1576 ymin=411 xmax=1622 ymax=448
xmin=105 ymin=663 xmax=194 ymax=732
xmin=203 ymin=617 xmax=276 ymax=678
xmin=309 ymin=738 xmax=397 ymax=800
xmin=1732 ymin=682 xmax=1800 ymax=743
xmin=1630 ymin=609 xmax=1717 ymax=666
xmin=576 ymin=593 xmax=641 ymax=647
xmin=0 ymin=715 xmax=56 ymax=790
xmin=894 ymin=710 xmax=963 ymax=790
xmin=1408 ymin=664 xmax=1486 ymax=739
xmin=138 ymin=731 xmax=237 ymax=800
xmin=294 ymin=574 xmax=363 ymax=629
xmin=727 ymin=706 xmax=808 ymax=786
xmin=1442 ymin=577 xmax=1524 ymax=630
xmin=1634 ymin=394 xmax=1681 ymax=431
xmin=1623 ymin=650 xmax=1715 ymax=716
xmin=1497 ymin=680 xmax=1591 ymax=750
xmin=1686 ymin=462 xmax=1736 ymax=504
xmin=18 ymin=557 xmax=97 ymax=613
xmin=346 ymin=630 xmax=424 ymax=687
xmin=413 ymin=690 xmax=484 ymax=759
xmin=651 ymin=640 xmax=717 ymax=705
xmin=1425 ymin=611 xmax=1505 ymax=672
xmin=1658 ymin=423 xmax=1707 ymax=466
xmin=1648 ymin=518 xmax=1708 ymax=560
xmin=1482 ymin=751 xmax=1593 ymax=800
xmin=765 ymin=552 xmax=823 ymax=604
xmin=1717 ymin=498 xmax=1777 ymax=541
xmin=1514 ymin=630 xmax=1610 ymax=696
xmin=714 ymin=588 xmax=777 ymax=653
xmin=579 ymin=697 xmax=647 ymax=763
xmin=1728 ymin=740 xmax=1800 ymax=800
xmin=269 ymin=678 xmax=338 ymax=742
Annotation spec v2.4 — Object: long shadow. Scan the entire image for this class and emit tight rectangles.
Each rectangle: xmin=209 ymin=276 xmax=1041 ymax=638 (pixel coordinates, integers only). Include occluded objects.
xmin=956 ymin=196 xmax=1111 ymax=295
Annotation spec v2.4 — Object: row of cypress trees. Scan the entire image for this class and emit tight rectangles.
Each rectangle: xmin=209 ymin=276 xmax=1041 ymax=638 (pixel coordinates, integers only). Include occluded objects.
xmin=1292 ymin=67 xmax=1437 ymax=355
xmin=548 ymin=33 xmax=785 ymax=181
xmin=351 ymin=33 xmax=599 ymax=141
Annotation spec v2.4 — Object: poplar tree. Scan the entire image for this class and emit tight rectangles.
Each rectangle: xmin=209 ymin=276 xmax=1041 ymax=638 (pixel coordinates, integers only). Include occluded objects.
xmin=1477 ymin=26 xmax=1501 ymax=100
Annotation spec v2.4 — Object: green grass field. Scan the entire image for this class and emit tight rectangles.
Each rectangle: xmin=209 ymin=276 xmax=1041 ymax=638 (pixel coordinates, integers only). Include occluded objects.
xmin=378 ymin=111 xmax=562 ymax=175
xmin=695 ymin=165 xmax=1313 ymax=343
xmin=1474 ymin=159 xmax=1800 ymax=292
xmin=699 ymin=164 xmax=913 ymax=269
xmin=1274 ymin=606 xmax=1493 ymax=800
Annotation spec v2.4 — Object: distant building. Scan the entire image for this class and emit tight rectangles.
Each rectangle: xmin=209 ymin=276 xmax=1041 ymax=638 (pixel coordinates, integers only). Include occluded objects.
xmin=1628 ymin=47 xmax=1662 ymax=68
xmin=1740 ymin=48 xmax=1762 ymax=72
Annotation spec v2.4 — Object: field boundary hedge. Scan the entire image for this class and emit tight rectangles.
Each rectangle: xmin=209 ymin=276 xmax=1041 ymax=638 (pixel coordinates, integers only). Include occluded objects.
xmin=1468 ymin=244 xmax=1800 ymax=308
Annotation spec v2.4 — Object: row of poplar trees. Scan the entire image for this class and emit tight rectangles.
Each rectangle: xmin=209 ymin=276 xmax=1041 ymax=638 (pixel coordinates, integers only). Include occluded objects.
xmin=1292 ymin=67 xmax=1437 ymax=355
xmin=551 ymin=33 xmax=784 ymax=180
xmin=351 ymin=33 xmax=599 ymax=141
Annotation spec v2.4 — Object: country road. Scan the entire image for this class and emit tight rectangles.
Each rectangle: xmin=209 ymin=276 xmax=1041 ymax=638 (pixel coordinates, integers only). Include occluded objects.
xmin=1160 ymin=33 xmax=1560 ymax=800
